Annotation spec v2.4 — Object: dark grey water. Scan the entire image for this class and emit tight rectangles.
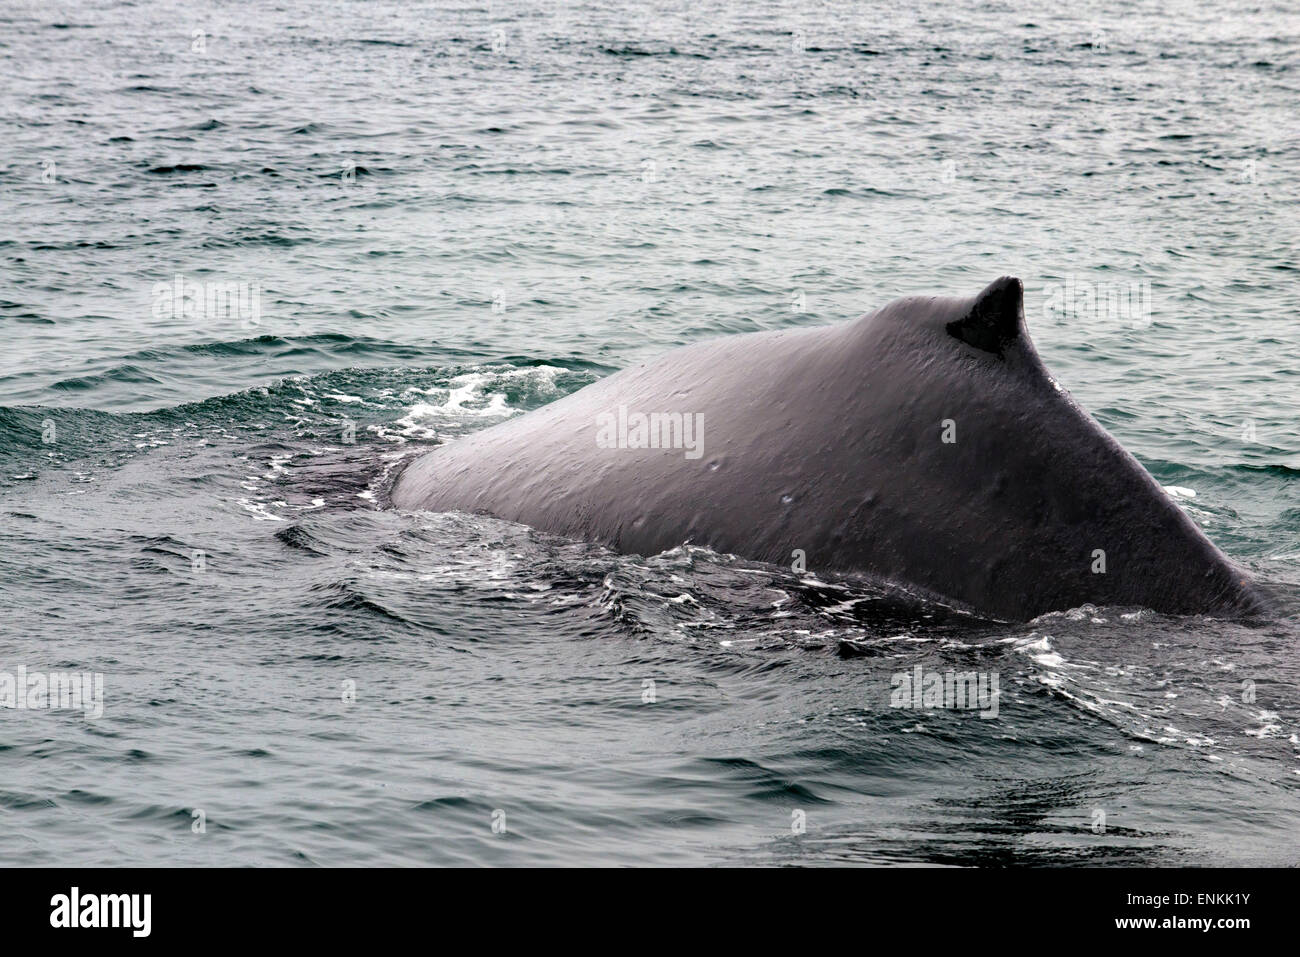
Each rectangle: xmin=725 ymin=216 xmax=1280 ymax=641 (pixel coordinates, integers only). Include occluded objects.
xmin=1 ymin=0 xmax=1298 ymax=865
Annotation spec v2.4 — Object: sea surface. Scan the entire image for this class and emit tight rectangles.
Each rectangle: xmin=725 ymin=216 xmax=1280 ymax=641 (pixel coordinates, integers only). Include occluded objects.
xmin=2 ymin=0 xmax=1298 ymax=866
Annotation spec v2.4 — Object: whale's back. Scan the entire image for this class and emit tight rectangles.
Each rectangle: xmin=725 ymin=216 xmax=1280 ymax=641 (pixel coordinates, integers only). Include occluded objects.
xmin=391 ymin=278 xmax=1261 ymax=620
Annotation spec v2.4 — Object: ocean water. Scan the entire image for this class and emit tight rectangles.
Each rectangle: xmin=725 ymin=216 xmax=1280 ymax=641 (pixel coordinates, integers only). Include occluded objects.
xmin=2 ymin=0 xmax=1299 ymax=866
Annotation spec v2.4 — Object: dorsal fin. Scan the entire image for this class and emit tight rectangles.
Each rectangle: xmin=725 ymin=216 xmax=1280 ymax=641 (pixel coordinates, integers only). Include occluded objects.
xmin=946 ymin=276 xmax=1024 ymax=356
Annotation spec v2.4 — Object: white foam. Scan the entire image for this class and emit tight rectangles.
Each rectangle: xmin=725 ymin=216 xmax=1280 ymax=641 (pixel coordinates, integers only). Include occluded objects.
xmin=235 ymin=497 xmax=285 ymax=522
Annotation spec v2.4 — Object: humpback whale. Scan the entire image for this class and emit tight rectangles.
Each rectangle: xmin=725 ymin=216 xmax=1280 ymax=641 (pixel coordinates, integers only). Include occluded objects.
xmin=391 ymin=277 xmax=1262 ymax=621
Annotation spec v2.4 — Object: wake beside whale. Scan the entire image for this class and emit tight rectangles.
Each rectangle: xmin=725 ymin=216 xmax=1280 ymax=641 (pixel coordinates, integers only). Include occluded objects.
xmin=390 ymin=277 xmax=1262 ymax=621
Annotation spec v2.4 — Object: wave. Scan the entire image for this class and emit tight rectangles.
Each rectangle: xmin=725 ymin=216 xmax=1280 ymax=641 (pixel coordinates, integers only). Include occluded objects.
xmin=0 ymin=359 xmax=603 ymax=494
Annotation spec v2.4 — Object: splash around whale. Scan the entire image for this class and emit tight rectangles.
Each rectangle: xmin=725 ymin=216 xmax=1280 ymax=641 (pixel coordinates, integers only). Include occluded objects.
xmin=391 ymin=277 xmax=1263 ymax=621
